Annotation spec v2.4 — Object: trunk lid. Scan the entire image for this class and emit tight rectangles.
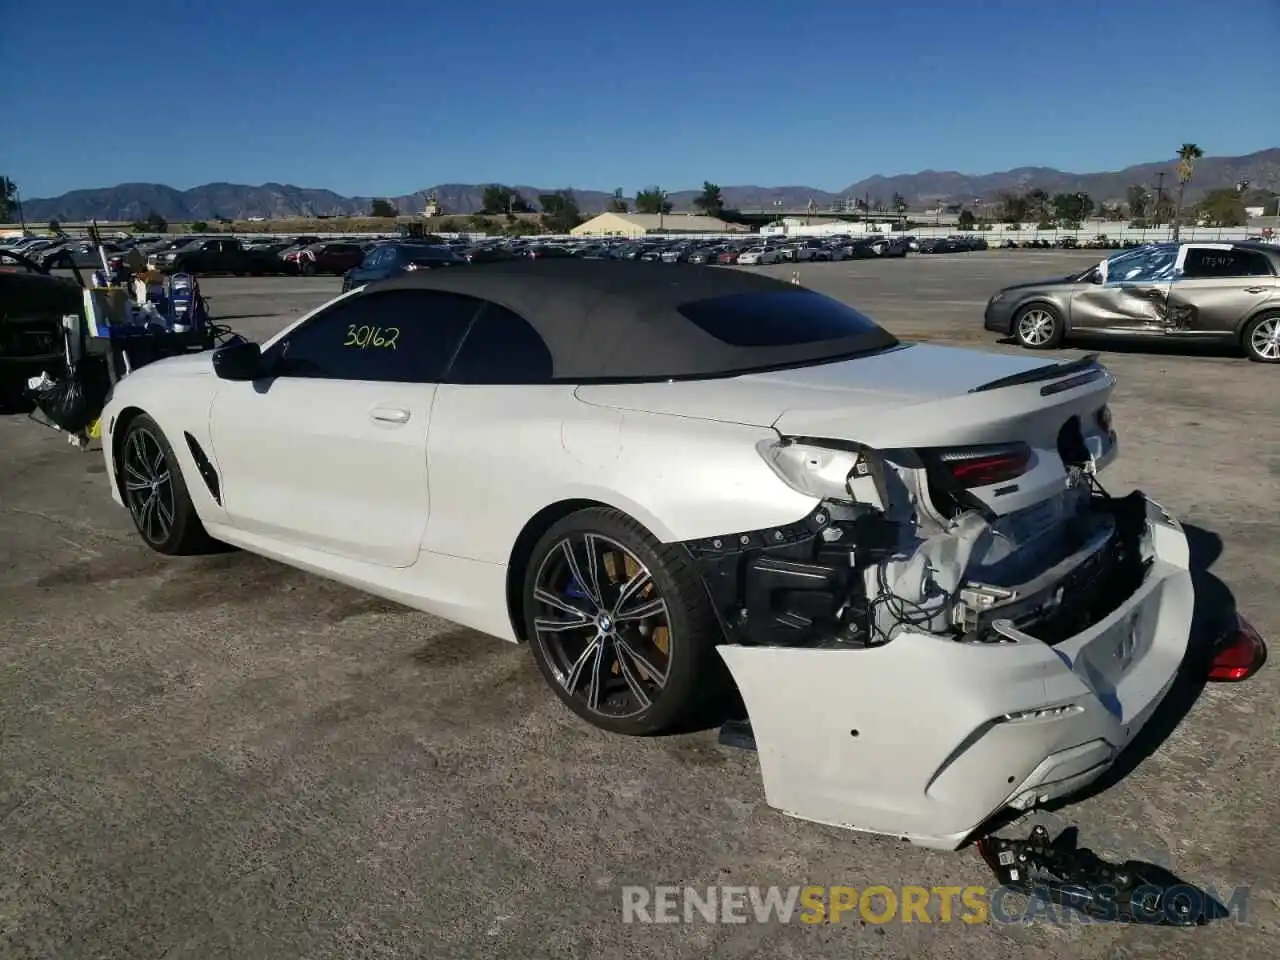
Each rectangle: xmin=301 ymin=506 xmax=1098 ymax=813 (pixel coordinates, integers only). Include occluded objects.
xmin=573 ymin=343 xmax=1063 ymax=428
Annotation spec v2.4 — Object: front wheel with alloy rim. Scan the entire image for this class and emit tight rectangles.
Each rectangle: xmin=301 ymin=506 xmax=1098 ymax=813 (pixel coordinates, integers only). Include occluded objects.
xmin=1243 ymin=313 xmax=1280 ymax=363
xmin=523 ymin=507 xmax=727 ymax=736
xmin=118 ymin=414 xmax=214 ymax=555
xmin=1014 ymin=303 xmax=1064 ymax=350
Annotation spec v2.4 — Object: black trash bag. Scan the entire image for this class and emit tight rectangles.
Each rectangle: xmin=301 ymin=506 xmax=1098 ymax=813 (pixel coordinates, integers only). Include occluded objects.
xmin=29 ymin=360 xmax=109 ymax=434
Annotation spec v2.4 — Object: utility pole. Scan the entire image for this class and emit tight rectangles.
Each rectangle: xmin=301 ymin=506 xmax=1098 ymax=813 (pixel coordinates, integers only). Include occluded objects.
xmin=16 ymin=184 xmax=25 ymax=234
xmin=1155 ymin=171 xmax=1166 ymax=229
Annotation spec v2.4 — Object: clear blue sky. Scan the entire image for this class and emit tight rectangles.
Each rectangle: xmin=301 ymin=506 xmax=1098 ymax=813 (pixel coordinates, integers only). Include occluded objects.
xmin=4 ymin=0 xmax=1277 ymax=200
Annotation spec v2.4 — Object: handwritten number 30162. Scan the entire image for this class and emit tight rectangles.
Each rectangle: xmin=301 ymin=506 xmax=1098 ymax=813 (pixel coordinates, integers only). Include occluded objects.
xmin=344 ymin=324 xmax=400 ymax=350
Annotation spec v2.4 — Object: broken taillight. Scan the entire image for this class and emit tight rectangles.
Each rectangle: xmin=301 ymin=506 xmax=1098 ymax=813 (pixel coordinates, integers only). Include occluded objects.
xmin=1208 ymin=615 xmax=1267 ymax=682
xmin=936 ymin=443 xmax=1032 ymax=488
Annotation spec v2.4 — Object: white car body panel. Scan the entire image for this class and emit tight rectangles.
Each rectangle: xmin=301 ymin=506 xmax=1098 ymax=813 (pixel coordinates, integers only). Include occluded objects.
xmin=96 ymin=280 xmax=1191 ymax=850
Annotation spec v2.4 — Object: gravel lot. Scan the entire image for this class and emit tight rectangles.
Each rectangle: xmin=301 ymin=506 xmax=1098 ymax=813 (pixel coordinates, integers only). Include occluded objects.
xmin=2 ymin=251 xmax=1276 ymax=959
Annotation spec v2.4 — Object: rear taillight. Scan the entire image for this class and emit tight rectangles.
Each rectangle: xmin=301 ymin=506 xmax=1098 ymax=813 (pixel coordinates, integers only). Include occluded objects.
xmin=937 ymin=443 xmax=1032 ymax=488
xmin=1208 ymin=615 xmax=1267 ymax=682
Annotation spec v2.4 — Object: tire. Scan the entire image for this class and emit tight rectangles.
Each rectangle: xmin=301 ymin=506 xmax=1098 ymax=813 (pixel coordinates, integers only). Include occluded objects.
xmin=118 ymin=414 xmax=213 ymax=555
xmin=522 ymin=506 xmax=727 ymax=736
xmin=301 ymin=260 xmax=316 ymax=276
xmin=1242 ymin=312 xmax=1280 ymax=363
xmin=1013 ymin=302 xmax=1065 ymax=350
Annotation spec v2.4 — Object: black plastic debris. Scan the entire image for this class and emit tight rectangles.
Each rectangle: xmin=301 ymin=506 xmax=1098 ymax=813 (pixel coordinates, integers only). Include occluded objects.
xmin=718 ymin=719 xmax=757 ymax=751
xmin=977 ymin=825 xmax=1228 ymax=926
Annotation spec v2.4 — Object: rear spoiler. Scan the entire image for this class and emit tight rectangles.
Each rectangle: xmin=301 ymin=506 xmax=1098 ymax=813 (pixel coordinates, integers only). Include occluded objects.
xmin=968 ymin=353 xmax=1107 ymax=396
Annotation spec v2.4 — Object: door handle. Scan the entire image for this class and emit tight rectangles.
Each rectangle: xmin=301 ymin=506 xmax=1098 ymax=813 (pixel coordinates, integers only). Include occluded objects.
xmin=370 ymin=406 xmax=411 ymax=424
xmin=1244 ymin=286 xmax=1268 ymax=294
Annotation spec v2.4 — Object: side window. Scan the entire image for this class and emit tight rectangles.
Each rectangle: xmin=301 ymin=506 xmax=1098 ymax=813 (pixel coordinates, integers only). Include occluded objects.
xmin=446 ymin=303 xmax=554 ymax=384
xmin=272 ymin=289 xmax=482 ymax=383
xmin=1182 ymin=248 xmax=1273 ymax=279
xmin=1108 ymin=246 xmax=1177 ymax=283
xmin=361 ymin=247 xmax=386 ymax=268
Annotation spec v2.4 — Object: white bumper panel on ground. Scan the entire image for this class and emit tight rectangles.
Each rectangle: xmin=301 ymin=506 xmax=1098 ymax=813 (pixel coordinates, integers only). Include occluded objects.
xmin=718 ymin=498 xmax=1193 ymax=850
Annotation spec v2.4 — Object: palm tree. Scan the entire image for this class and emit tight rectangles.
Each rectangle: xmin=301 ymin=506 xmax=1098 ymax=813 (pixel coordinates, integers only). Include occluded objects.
xmin=1171 ymin=143 xmax=1204 ymax=240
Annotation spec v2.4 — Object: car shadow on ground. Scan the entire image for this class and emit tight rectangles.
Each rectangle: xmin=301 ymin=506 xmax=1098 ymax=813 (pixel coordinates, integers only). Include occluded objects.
xmin=1043 ymin=521 xmax=1235 ymax=807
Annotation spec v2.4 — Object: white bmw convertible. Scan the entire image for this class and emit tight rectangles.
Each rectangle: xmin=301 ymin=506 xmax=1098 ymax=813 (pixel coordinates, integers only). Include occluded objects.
xmin=100 ymin=259 xmax=1198 ymax=848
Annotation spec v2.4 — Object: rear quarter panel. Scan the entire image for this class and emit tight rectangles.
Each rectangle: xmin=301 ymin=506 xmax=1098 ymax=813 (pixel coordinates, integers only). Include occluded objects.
xmin=422 ymin=387 xmax=818 ymax=564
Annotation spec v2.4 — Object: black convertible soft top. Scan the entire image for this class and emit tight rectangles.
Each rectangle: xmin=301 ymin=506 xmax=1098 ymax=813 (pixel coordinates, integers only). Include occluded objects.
xmin=371 ymin=259 xmax=900 ymax=381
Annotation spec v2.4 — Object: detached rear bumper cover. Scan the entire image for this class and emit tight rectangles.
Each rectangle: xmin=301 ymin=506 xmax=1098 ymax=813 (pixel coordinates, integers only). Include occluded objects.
xmin=718 ymin=496 xmax=1192 ymax=850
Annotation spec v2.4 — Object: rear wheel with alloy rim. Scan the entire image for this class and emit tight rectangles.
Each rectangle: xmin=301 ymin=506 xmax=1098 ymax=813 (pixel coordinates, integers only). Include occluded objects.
xmin=523 ymin=507 xmax=726 ymax=735
xmin=119 ymin=414 xmax=213 ymax=555
xmin=1243 ymin=313 xmax=1280 ymax=363
xmin=1014 ymin=303 xmax=1064 ymax=350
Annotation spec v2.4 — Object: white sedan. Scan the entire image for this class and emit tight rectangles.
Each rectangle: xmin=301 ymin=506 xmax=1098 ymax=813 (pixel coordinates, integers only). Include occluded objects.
xmin=100 ymin=259 xmax=1199 ymax=849
xmin=736 ymin=247 xmax=782 ymax=265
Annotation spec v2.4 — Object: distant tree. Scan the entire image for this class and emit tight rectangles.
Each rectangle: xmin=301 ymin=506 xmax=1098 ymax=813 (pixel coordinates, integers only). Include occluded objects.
xmin=1051 ymin=192 xmax=1093 ymax=224
xmin=480 ymin=185 xmax=531 ymax=216
xmin=538 ymin=190 xmax=583 ymax=233
xmin=48 ymin=218 xmax=63 ymax=235
xmin=693 ymin=181 xmax=725 ymax=218
xmin=957 ymin=209 xmax=977 ymax=230
xmin=995 ymin=190 xmax=1028 ymax=223
xmin=608 ymin=188 xmax=629 ymax=213
xmin=1024 ymin=188 xmax=1050 ymax=223
xmin=1125 ymin=184 xmax=1150 ymax=220
xmin=190 ymin=220 xmax=210 ymax=233
xmin=634 ymin=186 xmax=672 ymax=215
xmin=0 ymin=177 xmax=16 ymax=221
xmin=891 ymin=192 xmax=908 ymax=217
xmin=1171 ymin=142 xmax=1204 ymax=240
xmin=370 ymin=198 xmax=398 ymax=218
xmin=143 ymin=211 xmax=168 ymax=233
xmin=1196 ymin=188 xmax=1247 ymax=227
xmin=854 ymin=198 xmax=869 ymax=214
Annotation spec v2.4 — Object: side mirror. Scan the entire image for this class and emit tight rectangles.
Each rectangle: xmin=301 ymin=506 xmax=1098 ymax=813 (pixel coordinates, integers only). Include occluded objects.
xmin=212 ymin=339 xmax=264 ymax=381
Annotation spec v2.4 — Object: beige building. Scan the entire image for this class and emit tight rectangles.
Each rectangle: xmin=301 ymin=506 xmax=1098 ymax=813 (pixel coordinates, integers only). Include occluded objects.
xmin=570 ymin=212 xmax=746 ymax=237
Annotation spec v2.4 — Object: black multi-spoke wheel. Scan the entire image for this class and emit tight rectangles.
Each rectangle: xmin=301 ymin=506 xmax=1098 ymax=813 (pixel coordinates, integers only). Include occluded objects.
xmin=523 ymin=507 xmax=726 ymax=735
xmin=123 ymin=426 xmax=176 ymax=545
xmin=117 ymin=414 xmax=213 ymax=555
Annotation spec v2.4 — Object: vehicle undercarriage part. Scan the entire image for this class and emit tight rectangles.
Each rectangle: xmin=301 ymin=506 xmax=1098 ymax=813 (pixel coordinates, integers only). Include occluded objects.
xmin=977 ymin=825 xmax=1225 ymax=925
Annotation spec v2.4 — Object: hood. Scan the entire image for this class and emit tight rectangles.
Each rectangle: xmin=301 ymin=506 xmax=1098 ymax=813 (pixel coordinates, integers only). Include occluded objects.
xmin=999 ymin=274 xmax=1086 ymax=293
xmin=574 ymin=343 xmax=1060 ymax=429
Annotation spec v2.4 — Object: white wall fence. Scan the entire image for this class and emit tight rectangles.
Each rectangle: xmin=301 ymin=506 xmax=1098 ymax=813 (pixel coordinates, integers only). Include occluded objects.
xmin=760 ymin=218 xmax=1276 ymax=243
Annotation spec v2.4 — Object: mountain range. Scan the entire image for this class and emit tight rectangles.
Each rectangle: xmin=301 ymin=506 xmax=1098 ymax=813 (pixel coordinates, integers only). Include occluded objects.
xmin=18 ymin=149 xmax=1279 ymax=222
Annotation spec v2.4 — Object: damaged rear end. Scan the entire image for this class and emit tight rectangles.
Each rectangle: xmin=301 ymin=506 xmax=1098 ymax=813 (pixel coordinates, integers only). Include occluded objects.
xmin=696 ymin=354 xmax=1195 ymax=848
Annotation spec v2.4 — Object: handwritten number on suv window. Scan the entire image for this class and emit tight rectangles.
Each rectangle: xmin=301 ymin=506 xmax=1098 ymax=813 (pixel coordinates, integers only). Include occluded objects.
xmin=344 ymin=324 xmax=400 ymax=350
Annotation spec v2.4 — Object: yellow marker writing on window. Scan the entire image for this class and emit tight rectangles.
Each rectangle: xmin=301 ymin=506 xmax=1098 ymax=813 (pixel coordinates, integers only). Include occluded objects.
xmin=344 ymin=325 xmax=400 ymax=350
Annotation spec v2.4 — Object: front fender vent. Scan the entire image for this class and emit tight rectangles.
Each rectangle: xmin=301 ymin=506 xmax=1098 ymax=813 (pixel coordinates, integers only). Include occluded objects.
xmin=183 ymin=432 xmax=222 ymax=505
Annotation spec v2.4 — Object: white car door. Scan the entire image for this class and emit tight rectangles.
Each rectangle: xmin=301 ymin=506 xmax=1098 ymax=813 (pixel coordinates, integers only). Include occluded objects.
xmin=208 ymin=287 xmax=484 ymax=567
